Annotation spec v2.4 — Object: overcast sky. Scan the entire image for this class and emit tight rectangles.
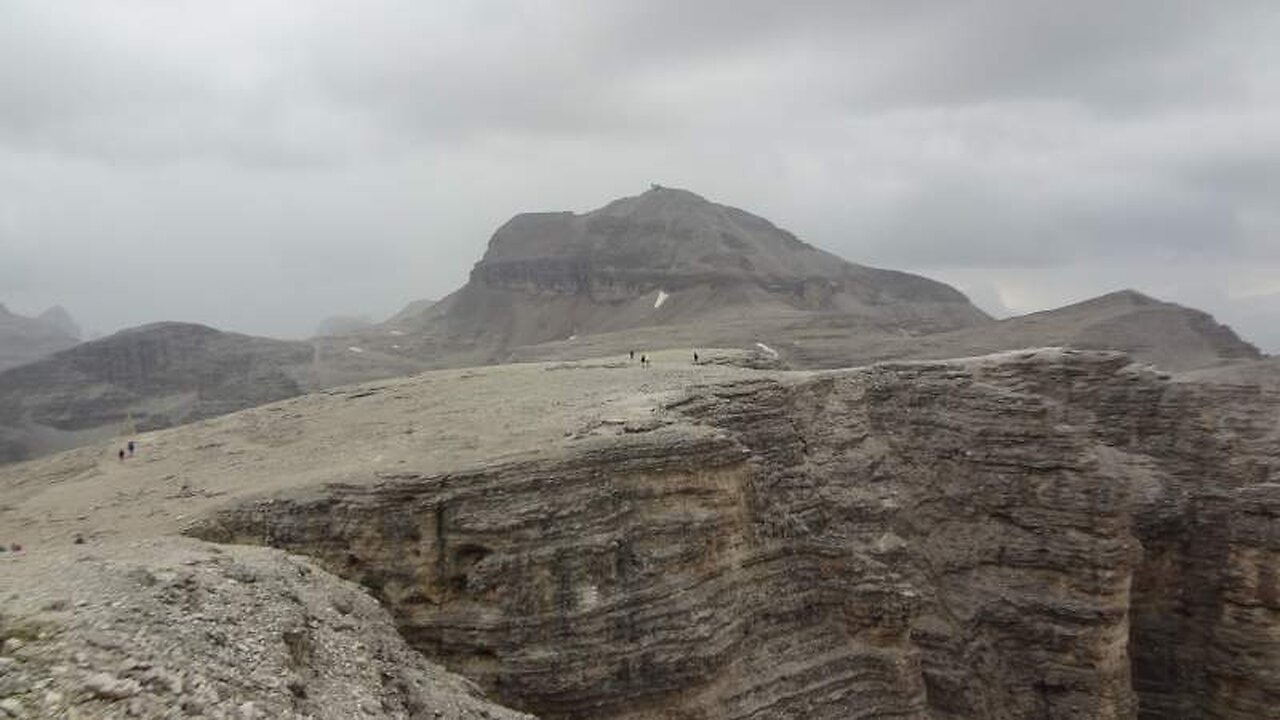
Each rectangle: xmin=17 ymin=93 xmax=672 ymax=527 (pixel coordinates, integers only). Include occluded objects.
xmin=1 ymin=1 xmax=1277 ymax=350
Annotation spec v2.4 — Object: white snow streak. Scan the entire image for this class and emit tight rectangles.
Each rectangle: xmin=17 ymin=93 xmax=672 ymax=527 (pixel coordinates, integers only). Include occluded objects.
xmin=755 ymin=342 xmax=778 ymax=357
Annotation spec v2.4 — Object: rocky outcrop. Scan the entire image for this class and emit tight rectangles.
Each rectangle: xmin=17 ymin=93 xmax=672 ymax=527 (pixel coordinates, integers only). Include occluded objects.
xmin=0 ymin=539 xmax=532 ymax=719
xmin=188 ymin=349 xmax=1280 ymax=718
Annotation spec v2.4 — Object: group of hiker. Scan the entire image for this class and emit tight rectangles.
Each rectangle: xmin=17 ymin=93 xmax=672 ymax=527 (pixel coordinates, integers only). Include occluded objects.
xmin=117 ymin=440 xmax=136 ymax=461
xmin=628 ymin=350 xmax=701 ymax=366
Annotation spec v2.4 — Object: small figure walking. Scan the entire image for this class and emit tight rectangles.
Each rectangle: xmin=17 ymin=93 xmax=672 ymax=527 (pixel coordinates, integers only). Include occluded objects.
xmin=693 ymin=351 xmax=699 ymax=364
xmin=118 ymin=448 xmax=125 ymax=461
xmin=127 ymin=440 xmax=135 ymax=457
xmin=640 ymin=354 xmax=648 ymax=367
xmin=629 ymin=350 xmax=635 ymax=361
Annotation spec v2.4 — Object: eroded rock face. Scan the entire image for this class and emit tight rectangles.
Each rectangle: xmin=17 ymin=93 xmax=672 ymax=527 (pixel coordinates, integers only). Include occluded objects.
xmin=189 ymin=350 xmax=1280 ymax=719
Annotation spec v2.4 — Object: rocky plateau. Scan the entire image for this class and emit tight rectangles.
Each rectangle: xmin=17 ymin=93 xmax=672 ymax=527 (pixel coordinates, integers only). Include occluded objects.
xmin=2 ymin=347 xmax=1277 ymax=718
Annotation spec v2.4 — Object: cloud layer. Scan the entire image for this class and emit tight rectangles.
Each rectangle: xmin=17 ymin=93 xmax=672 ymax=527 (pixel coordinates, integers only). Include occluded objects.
xmin=1 ymin=1 xmax=1276 ymax=349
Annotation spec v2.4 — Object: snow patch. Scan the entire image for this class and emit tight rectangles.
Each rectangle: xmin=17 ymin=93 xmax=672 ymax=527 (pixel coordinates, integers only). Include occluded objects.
xmin=755 ymin=342 xmax=778 ymax=357
xmin=347 ymin=346 xmax=365 ymax=354
xmin=654 ymin=290 xmax=669 ymax=309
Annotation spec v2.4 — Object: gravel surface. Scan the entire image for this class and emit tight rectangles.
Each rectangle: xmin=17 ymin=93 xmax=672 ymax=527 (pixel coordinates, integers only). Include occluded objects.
xmin=0 ymin=538 xmax=532 ymax=719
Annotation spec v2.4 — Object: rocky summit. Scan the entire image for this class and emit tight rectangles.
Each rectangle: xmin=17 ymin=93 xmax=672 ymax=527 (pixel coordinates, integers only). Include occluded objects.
xmin=359 ymin=186 xmax=992 ymax=363
xmin=2 ymin=347 xmax=1277 ymax=718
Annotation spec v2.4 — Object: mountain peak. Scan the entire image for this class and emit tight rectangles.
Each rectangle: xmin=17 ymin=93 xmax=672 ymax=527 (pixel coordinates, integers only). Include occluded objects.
xmin=638 ymin=184 xmax=710 ymax=204
xmin=1097 ymin=289 xmax=1158 ymax=306
xmin=386 ymin=188 xmax=994 ymax=353
xmin=0 ymin=302 xmax=81 ymax=371
xmin=598 ymin=185 xmax=717 ymax=220
xmin=38 ymin=305 xmax=81 ymax=340
xmin=481 ymin=186 xmax=830 ymax=275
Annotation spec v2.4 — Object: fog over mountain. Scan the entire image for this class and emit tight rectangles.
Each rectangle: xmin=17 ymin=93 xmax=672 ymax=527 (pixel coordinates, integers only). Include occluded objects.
xmin=0 ymin=1 xmax=1276 ymax=350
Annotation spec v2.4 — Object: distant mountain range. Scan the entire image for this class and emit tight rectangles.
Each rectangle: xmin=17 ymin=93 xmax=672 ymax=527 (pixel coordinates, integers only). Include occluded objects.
xmin=0 ymin=322 xmax=424 ymax=464
xmin=0 ymin=304 xmax=81 ymax=371
xmin=772 ymin=288 xmax=1263 ymax=371
xmin=0 ymin=186 xmax=1266 ymax=464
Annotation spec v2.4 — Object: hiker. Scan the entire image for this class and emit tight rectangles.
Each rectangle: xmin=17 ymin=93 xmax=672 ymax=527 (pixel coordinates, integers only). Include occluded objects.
xmin=127 ymin=440 xmax=135 ymax=456
xmin=640 ymin=354 xmax=648 ymax=367
xmin=118 ymin=448 xmax=125 ymax=461
xmin=693 ymin=351 xmax=699 ymax=364
xmin=629 ymin=350 xmax=635 ymax=361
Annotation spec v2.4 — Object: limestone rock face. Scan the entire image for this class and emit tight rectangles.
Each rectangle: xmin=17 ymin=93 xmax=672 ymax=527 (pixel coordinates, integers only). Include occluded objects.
xmin=189 ymin=349 xmax=1280 ymax=719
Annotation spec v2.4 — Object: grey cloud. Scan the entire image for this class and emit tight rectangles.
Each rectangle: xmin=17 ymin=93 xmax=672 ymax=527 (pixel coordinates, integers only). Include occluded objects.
xmin=0 ymin=1 xmax=1276 ymax=351
xmin=852 ymin=168 xmax=1255 ymax=268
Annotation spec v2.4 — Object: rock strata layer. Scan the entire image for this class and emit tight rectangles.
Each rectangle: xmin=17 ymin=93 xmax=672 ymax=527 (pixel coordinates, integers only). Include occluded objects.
xmin=189 ymin=349 xmax=1280 ymax=719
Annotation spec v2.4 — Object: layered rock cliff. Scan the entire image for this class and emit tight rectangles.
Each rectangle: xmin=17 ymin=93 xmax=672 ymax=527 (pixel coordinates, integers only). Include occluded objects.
xmin=182 ymin=349 xmax=1280 ymax=719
